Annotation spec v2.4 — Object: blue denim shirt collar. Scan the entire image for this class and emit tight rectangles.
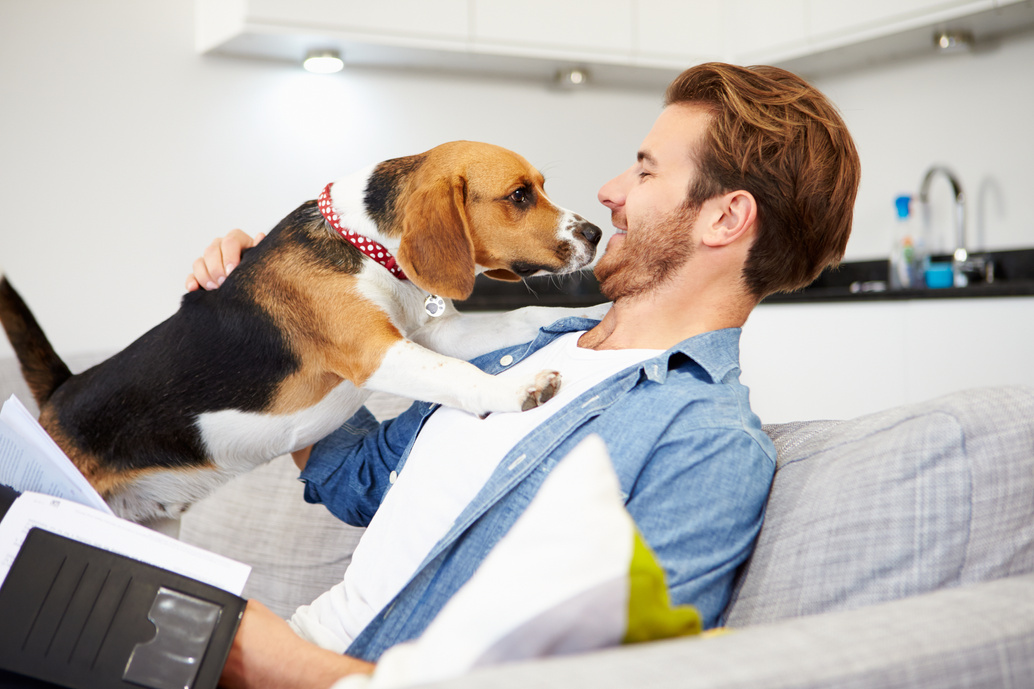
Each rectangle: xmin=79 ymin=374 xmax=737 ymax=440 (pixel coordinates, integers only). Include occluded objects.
xmin=482 ymin=315 xmax=742 ymax=386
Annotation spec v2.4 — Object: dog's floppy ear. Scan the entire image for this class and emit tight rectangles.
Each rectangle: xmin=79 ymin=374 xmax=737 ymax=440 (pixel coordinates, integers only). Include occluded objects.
xmin=482 ymin=269 xmax=522 ymax=282
xmin=397 ymin=176 xmax=476 ymax=300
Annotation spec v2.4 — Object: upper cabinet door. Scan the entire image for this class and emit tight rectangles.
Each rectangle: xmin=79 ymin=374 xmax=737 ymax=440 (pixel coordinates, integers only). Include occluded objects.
xmin=635 ymin=0 xmax=729 ymax=66
xmin=809 ymin=0 xmax=986 ymax=40
xmin=727 ymin=0 xmax=809 ymax=63
xmin=472 ymin=0 xmax=634 ymax=59
xmin=248 ymin=0 xmax=471 ymax=41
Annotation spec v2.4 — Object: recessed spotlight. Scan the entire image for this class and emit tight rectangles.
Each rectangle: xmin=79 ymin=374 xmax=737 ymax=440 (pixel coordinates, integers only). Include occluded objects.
xmin=934 ymin=30 xmax=974 ymax=53
xmin=555 ymin=67 xmax=590 ymax=89
xmin=303 ymin=49 xmax=344 ymax=74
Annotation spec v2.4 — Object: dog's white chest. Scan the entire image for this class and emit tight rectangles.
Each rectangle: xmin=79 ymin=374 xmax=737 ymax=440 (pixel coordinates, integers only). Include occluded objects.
xmin=195 ymin=380 xmax=371 ymax=472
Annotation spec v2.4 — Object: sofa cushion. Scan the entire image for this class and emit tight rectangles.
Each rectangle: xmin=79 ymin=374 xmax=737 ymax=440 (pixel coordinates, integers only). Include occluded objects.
xmin=177 ymin=454 xmax=365 ymax=619
xmin=178 ymin=392 xmax=415 ymax=619
xmin=407 ymin=573 xmax=1034 ymax=689
xmin=724 ymin=385 xmax=1034 ymax=627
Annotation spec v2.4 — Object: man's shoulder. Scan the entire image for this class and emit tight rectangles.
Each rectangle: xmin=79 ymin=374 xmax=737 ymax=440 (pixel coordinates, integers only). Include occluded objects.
xmin=618 ymin=351 xmax=775 ymax=463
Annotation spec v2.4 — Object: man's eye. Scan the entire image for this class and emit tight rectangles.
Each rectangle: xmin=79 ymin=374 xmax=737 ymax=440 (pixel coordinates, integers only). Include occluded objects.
xmin=510 ymin=188 xmax=528 ymax=204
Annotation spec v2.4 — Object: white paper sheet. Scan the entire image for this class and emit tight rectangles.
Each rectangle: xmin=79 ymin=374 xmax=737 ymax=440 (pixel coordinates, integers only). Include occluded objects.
xmin=0 ymin=394 xmax=111 ymax=513
xmin=0 ymin=394 xmax=250 ymax=595
xmin=0 ymin=491 xmax=251 ymax=594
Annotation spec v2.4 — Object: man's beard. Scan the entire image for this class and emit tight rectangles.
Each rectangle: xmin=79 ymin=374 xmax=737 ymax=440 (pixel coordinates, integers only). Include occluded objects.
xmin=594 ymin=203 xmax=699 ymax=301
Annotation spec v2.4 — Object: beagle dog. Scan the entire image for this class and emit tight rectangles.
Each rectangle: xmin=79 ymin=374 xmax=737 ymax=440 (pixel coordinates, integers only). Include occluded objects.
xmin=0 ymin=141 xmax=605 ymax=522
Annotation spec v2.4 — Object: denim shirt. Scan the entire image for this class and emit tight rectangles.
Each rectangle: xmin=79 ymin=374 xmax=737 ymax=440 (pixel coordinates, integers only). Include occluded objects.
xmin=299 ymin=317 xmax=776 ymax=662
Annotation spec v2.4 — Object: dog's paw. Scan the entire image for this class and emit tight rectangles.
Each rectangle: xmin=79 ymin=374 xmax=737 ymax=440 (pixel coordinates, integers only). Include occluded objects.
xmin=520 ymin=370 xmax=561 ymax=411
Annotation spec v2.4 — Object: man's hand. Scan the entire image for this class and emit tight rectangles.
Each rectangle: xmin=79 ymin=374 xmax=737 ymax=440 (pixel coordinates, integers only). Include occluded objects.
xmin=220 ymin=600 xmax=374 ymax=689
xmin=185 ymin=229 xmax=265 ymax=291
xmin=292 ymin=445 xmax=312 ymax=471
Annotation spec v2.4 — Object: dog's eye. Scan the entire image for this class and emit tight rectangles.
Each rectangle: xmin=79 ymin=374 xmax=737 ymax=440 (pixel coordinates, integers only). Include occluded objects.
xmin=509 ymin=188 xmax=529 ymax=204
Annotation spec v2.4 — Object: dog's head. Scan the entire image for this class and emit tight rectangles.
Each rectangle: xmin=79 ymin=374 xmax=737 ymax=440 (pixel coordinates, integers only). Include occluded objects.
xmin=374 ymin=141 xmax=600 ymax=300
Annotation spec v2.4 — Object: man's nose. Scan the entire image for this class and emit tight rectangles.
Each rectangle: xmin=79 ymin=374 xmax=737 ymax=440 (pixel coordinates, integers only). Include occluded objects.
xmin=598 ymin=168 xmax=630 ymax=210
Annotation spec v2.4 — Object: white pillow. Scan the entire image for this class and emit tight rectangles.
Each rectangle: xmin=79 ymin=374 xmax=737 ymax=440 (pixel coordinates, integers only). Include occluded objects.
xmin=337 ymin=434 xmax=701 ymax=689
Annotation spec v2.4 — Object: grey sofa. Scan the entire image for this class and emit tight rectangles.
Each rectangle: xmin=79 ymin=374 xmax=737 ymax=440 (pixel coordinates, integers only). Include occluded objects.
xmin=3 ymin=353 xmax=1033 ymax=688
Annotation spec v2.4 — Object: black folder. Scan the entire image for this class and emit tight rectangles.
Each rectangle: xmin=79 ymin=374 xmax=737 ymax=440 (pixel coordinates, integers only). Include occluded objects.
xmin=0 ymin=514 xmax=245 ymax=689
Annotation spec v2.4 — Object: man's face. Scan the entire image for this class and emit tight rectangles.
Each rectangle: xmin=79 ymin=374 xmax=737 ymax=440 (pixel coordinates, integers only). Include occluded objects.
xmin=594 ymin=103 xmax=710 ymax=301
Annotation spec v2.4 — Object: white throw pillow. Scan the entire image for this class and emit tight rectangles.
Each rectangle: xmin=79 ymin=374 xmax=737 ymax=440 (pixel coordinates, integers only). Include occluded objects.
xmin=336 ymin=434 xmax=700 ymax=689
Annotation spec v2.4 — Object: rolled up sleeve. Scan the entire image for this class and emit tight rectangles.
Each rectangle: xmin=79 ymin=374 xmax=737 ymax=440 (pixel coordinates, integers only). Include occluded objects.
xmin=300 ymin=402 xmax=429 ymax=526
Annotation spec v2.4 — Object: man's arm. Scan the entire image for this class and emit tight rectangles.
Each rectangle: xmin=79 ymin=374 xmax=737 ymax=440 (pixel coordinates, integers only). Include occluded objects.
xmin=300 ymin=403 xmax=428 ymax=526
xmin=624 ymin=427 xmax=775 ymax=628
xmin=220 ymin=600 xmax=373 ymax=689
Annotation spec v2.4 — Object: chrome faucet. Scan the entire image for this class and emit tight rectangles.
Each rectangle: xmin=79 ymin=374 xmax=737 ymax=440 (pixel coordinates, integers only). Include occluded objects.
xmin=917 ymin=165 xmax=967 ymax=264
xmin=916 ymin=165 xmax=991 ymax=286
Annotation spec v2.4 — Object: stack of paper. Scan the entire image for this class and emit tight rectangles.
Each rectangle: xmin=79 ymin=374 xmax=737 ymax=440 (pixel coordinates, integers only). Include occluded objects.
xmin=0 ymin=394 xmax=250 ymax=595
xmin=0 ymin=394 xmax=111 ymax=512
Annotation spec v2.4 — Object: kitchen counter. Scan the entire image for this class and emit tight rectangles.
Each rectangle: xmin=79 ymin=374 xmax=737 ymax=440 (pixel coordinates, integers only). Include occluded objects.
xmin=762 ymin=248 xmax=1034 ymax=304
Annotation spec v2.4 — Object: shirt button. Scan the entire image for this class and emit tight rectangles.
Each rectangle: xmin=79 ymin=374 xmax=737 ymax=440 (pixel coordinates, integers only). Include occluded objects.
xmin=499 ymin=355 xmax=514 ymax=366
xmin=389 ymin=471 xmax=398 ymax=484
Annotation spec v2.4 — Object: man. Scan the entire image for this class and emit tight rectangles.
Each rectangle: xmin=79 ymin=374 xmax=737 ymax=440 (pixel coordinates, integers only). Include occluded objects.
xmin=194 ymin=63 xmax=860 ymax=689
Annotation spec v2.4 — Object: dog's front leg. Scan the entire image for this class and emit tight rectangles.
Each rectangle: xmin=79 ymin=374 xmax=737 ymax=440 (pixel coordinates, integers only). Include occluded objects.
xmin=410 ymin=302 xmax=612 ymax=361
xmin=363 ymin=339 xmax=561 ymax=416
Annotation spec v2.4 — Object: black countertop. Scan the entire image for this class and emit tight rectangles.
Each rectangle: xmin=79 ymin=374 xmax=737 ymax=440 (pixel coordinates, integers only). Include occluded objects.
xmin=458 ymin=248 xmax=1034 ymax=311
xmin=762 ymin=248 xmax=1034 ymax=304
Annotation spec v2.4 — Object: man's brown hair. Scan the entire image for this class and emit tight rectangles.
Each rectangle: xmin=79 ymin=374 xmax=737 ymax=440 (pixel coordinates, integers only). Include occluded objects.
xmin=665 ymin=63 xmax=861 ymax=300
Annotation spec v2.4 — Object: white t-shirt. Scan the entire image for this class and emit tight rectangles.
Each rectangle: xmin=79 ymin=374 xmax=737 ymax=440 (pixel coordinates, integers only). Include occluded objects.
xmin=291 ymin=332 xmax=661 ymax=651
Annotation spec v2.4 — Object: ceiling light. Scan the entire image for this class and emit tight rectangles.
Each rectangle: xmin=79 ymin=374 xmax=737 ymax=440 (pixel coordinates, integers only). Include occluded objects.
xmin=303 ymin=49 xmax=344 ymax=74
xmin=934 ymin=30 xmax=974 ymax=53
xmin=555 ymin=67 xmax=589 ymax=89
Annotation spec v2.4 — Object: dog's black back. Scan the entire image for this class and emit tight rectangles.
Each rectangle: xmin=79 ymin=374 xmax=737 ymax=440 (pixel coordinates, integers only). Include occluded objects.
xmin=47 ymin=285 xmax=296 ymax=471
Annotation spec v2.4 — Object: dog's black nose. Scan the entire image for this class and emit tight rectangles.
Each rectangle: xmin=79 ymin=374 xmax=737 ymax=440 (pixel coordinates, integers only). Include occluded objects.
xmin=576 ymin=221 xmax=602 ymax=246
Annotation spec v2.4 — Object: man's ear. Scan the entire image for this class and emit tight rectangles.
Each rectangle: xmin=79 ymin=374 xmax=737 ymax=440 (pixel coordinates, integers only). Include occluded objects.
xmin=701 ymin=190 xmax=757 ymax=248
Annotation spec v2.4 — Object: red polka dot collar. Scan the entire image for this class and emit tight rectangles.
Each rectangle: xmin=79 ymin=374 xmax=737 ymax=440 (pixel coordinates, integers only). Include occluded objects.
xmin=318 ymin=183 xmax=408 ymax=281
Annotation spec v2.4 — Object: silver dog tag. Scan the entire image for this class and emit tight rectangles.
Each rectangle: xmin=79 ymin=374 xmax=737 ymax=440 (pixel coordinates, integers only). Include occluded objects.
xmin=424 ymin=294 xmax=446 ymax=318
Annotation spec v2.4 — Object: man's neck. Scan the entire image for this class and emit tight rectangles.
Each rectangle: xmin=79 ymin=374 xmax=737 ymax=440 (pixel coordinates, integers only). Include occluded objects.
xmin=579 ymin=281 xmax=754 ymax=351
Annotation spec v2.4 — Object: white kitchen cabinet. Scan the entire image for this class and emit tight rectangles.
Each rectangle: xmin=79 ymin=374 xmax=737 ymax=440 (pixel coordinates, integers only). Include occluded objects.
xmin=809 ymin=0 xmax=981 ymax=39
xmin=634 ymin=0 xmax=727 ymax=65
xmin=195 ymin=0 xmax=470 ymax=56
xmin=473 ymin=0 xmax=633 ymax=60
xmin=740 ymin=297 xmax=1034 ymax=424
xmin=196 ymin=0 xmax=1034 ymax=84
xmin=727 ymin=0 xmax=810 ymax=63
xmin=247 ymin=0 xmax=469 ymax=40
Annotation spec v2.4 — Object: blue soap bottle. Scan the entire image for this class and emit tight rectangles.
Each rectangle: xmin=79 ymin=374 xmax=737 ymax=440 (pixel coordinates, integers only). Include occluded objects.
xmin=889 ymin=195 xmax=919 ymax=289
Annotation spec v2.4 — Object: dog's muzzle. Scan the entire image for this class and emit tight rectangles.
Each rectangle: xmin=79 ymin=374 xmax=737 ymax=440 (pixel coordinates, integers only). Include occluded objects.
xmin=567 ymin=215 xmax=602 ymax=268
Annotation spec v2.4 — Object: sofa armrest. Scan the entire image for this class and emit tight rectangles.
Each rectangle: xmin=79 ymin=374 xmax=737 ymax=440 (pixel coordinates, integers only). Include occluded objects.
xmin=415 ymin=574 xmax=1034 ymax=689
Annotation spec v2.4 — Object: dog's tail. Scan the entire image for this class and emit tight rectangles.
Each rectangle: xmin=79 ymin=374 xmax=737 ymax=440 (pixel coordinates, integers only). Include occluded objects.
xmin=0 ymin=274 xmax=71 ymax=406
